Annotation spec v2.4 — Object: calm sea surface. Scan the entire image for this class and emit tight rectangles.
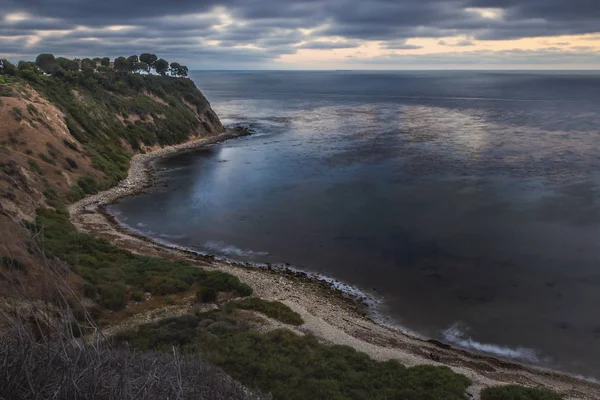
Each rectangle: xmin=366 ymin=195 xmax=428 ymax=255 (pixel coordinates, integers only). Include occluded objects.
xmin=109 ymin=71 xmax=600 ymax=378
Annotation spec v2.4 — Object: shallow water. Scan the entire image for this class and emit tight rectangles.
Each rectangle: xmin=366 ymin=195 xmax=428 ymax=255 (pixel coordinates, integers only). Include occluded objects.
xmin=109 ymin=71 xmax=600 ymax=378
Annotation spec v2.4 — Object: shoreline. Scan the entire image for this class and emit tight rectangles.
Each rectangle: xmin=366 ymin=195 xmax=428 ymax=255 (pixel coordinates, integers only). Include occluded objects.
xmin=69 ymin=130 xmax=600 ymax=400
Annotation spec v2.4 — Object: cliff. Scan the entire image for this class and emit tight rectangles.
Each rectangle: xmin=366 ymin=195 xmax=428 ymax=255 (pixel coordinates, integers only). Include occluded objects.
xmin=0 ymin=72 xmax=224 ymax=296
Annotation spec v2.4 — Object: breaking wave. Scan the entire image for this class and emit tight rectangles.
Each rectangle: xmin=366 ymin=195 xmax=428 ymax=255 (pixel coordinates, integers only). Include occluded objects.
xmin=442 ymin=323 xmax=542 ymax=363
xmin=203 ymin=240 xmax=269 ymax=258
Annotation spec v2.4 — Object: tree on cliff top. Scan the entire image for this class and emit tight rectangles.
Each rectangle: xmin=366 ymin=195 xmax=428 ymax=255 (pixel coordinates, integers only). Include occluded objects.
xmin=169 ymin=62 xmax=189 ymax=77
xmin=35 ymin=54 xmax=57 ymax=73
xmin=0 ymin=59 xmax=17 ymax=75
xmin=155 ymin=58 xmax=170 ymax=76
xmin=114 ymin=56 xmax=129 ymax=72
xmin=139 ymin=53 xmax=157 ymax=73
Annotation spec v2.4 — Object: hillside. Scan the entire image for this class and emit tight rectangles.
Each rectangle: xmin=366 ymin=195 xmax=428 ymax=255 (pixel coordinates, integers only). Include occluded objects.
xmin=0 ymin=70 xmax=223 ymax=297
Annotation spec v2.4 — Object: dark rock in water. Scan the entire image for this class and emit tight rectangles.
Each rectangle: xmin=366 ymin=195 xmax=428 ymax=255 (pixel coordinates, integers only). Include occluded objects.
xmin=427 ymin=339 xmax=452 ymax=350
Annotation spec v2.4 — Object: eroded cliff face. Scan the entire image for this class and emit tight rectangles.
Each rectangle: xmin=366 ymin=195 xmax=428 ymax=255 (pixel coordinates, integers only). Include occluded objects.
xmin=0 ymin=76 xmax=224 ymax=296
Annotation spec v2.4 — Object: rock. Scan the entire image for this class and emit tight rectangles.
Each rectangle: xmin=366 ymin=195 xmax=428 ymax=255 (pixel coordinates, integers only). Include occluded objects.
xmin=144 ymin=292 xmax=152 ymax=301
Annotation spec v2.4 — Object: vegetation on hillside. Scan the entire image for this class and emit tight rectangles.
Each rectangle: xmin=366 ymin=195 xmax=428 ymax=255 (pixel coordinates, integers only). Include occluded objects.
xmin=1 ymin=54 xmax=216 ymax=190
xmin=225 ymin=297 xmax=304 ymax=326
xmin=117 ymin=311 xmax=471 ymax=400
xmin=33 ymin=207 xmax=252 ymax=311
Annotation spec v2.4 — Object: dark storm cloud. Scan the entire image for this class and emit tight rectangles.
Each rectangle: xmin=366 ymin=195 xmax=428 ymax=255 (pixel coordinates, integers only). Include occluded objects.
xmin=2 ymin=0 xmax=600 ymax=66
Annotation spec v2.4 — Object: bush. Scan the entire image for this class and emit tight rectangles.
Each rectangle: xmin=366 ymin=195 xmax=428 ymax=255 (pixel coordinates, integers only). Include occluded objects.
xmin=226 ymin=298 xmax=303 ymax=326
xmin=67 ymin=185 xmax=85 ymax=202
xmin=77 ymin=176 xmax=99 ymax=195
xmin=28 ymin=159 xmax=43 ymax=175
xmin=62 ymin=138 xmax=79 ymax=151
xmin=97 ymin=283 xmax=128 ymax=310
xmin=38 ymin=152 xmax=55 ymax=165
xmin=204 ymin=271 xmax=254 ymax=297
xmin=197 ymin=286 xmax=217 ymax=303
xmin=481 ymin=385 xmax=563 ymax=400
xmin=66 ymin=157 xmax=78 ymax=169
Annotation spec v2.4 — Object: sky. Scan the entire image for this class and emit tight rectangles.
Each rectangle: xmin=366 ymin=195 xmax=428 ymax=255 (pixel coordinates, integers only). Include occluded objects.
xmin=1 ymin=0 xmax=600 ymax=69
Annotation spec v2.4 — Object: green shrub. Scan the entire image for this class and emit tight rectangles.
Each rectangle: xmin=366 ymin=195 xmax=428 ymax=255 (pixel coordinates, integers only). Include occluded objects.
xmin=28 ymin=159 xmax=43 ymax=175
xmin=77 ymin=176 xmax=99 ymax=195
xmin=204 ymin=271 xmax=253 ymax=297
xmin=67 ymin=185 xmax=85 ymax=202
xmin=38 ymin=153 xmax=55 ymax=165
xmin=62 ymin=139 xmax=79 ymax=151
xmin=66 ymin=157 xmax=78 ymax=169
xmin=481 ymin=385 xmax=563 ymax=400
xmin=26 ymin=103 xmax=38 ymax=115
xmin=97 ymin=283 xmax=127 ymax=310
xmin=197 ymin=286 xmax=217 ymax=303
xmin=226 ymin=298 xmax=303 ymax=326
xmin=144 ymin=276 xmax=188 ymax=295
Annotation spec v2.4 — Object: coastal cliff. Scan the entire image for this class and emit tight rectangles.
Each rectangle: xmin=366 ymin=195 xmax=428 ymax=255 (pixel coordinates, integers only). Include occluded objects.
xmin=0 ymin=71 xmax=223 ymax=296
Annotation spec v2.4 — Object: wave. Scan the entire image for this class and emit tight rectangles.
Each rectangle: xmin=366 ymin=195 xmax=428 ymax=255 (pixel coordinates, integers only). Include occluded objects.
xmin=442 ymin=323 xmax=541 ymax=363
xmin=203 ymin=240 xmax=269 ymax=258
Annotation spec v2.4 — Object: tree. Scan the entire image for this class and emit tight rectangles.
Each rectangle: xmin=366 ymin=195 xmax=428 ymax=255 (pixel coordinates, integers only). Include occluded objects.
xmin=92 ymin=57 xmax=102 ymax=65
xmin=139 ymin=53 xmax=157 ymax=73
xmin=114 ymin=57 xmax=129 ymax=72
xmin=0 ymin=59 xmax=17 ymax=75
xmin=178 ymin=65 xmax=189 ymax=77
xmin=169 ymin=62 xmax=188 ymax=77
xmin=81 ymin=58 xmax=94 ymax=70
xmin=127 ymin=55 xmax=138 ymax=71
xmin=134 ymin=61 xmax=148 ymax=74
xmin=18 ymin=61 xmax=38 ymax=72
xmin=154 ymin=58 xmax=169 ymax=76
xmin=101 ymin=57 xmax=110 ymax=67
xmin=56 ymin=57 xmax=79 ymax=72
xmin=35 ymin=53 xmax=57 ymax=74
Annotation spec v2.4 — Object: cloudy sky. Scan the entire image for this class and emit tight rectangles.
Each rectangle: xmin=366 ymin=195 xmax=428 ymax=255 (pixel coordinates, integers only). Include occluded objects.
xmin=2 ymin=0 xmax=600 ymax=69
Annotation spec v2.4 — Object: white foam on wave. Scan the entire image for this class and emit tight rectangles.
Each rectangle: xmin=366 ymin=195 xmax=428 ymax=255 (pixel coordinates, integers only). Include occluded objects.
xmin=442 ymin=323 xmax=541 ymax=363
xmin=203 ymin=240 xmax=269 ymax=258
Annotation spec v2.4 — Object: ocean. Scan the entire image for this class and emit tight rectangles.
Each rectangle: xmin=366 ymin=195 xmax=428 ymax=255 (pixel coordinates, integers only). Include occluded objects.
xmin=108 ymin=70 xmax=600 ymax=378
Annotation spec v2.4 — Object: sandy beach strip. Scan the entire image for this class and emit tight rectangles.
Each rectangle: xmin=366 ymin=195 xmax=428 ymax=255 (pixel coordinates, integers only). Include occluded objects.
xmin=68 ymin=130 xmax=600 ymax=400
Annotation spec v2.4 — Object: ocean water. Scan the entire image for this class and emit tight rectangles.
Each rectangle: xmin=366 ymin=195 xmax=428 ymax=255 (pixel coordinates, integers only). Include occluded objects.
xmin=109 ymin=71 xmax=600 ymax=378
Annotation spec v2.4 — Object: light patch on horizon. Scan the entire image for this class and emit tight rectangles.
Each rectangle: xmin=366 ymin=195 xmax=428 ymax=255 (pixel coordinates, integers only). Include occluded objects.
xmin=278 ymin=33 xmax=600 ymax=67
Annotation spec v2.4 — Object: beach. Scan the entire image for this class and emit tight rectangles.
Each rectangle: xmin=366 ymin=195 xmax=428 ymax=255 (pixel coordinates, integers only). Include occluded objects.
xmin=68 ymin=129 xmax=600 ymax=400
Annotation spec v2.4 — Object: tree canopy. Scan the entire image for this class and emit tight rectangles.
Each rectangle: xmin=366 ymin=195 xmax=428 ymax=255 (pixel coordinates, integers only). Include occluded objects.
xmin=139 ymin=53 xmax=158 ymax=73
xmin=4 ymin=53 xmax=189 ymax=79
xmin=154 ymin=58 xmax=169 ymax=76
xmin=35 ymin=54 xmax=57 ymax=73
